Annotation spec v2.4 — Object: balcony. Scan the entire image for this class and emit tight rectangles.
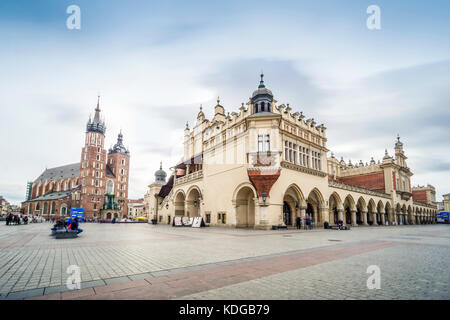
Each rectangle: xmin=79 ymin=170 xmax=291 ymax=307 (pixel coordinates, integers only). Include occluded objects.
xmin=174 ymin=170 xmax=203 ymax=186
xmin=396 ymin=190 xmax=412 ymax=201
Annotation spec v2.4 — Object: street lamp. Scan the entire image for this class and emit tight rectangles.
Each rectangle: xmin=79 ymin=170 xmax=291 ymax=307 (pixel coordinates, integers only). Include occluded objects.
xmin=262 ymin=192 xmax=267 ymax=203
xmin=193 ymin=199 xmax=198 ymax=207
xmin=166 ymin=203 xmax=169 ymax=209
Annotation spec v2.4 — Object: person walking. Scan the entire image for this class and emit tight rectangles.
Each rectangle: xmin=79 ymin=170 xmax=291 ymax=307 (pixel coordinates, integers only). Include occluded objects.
xmin=295 ymin=216 xmax=301 ymax=230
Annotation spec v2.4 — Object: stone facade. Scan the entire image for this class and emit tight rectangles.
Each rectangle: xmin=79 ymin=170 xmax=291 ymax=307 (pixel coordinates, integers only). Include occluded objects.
xmin=21 ymin=97 xmax=130 ymax=220
xmin=144 ymin=75 xmax=438 ymax=229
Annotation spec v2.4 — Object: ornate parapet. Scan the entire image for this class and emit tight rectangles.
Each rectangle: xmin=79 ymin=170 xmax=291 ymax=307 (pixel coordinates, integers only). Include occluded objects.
xmin=174 ymin=170 xmax=203 ymax=186
xmin=328 ymin=180 xmax=391 ymax=199
xmin=413 ymin=200 xmax=437 ymax=209
xmin=280 ymin=161 xmax=327 ymax=177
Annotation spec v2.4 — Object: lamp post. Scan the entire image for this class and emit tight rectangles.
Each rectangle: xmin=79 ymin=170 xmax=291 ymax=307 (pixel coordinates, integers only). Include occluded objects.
xmin=262 ymin=192 xmax=267 ymax=203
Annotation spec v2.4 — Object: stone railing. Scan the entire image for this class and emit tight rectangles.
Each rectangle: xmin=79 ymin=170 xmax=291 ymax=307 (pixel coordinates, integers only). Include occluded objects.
xmin=174 ymin=170 xmax=203 ymax=186
xmin=413 ymin=200 xmax=437 ymax=209
xmin=280 ymin=161 xmax=328 ymax=178
xmin=328 ymin=180 xmax=391 ymax=199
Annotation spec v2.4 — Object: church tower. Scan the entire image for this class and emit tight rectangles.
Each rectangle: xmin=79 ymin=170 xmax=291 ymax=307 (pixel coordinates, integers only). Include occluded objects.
xmin=107 ymin=131 xmax=130 ymax=217
xmin=80 ymin=96 xmax=107 ymax=218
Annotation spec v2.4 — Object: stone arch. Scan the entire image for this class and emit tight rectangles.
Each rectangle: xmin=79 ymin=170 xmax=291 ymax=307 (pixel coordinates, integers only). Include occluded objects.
xmin=385 ymin=201 xmax=392 ymax=225
xmin=235 ymin=185 xmax=257 ymax=228
xmin=355 ymin=196 xmax=366 ymax=226
xmin=407 ymin=205 xmax=413 ymax=224
xmin=328 ymin=192 xmax=343 ymax=225
xmin=343 ymin=195 xmax=356 ymax=226
xmin=173 ymin=189 xmax=186 ymax=217
xmin=283 ymin=184 xmax=306 ymax=227
xmin=367 ymin=199 xmax=376 ymax=225
xmin=306 ymin=188 xmax=325 ymax=228
xmin=232 ymin=182 xmax=258 ymax=203
xmin=186 ymin=185 xmax=202 ymax=218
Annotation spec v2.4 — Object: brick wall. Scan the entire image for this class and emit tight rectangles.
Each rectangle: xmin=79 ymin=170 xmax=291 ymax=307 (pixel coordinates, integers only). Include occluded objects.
xmin=412 ymin=190 xmax=428 ymax=204
xmin=337 ymin=172 xmax=385 ymax=193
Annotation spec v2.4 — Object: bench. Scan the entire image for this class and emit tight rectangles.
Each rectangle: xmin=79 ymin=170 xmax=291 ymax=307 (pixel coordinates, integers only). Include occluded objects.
xmin=55 ymin=230 xmax=78 ymax=239
xmin=272 ymin=225 xmax=288 ymax=230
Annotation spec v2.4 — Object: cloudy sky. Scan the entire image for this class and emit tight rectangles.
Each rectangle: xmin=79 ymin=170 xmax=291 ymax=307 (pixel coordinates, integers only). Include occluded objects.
xmin=1 ymin=0 xmax=449 ymax=205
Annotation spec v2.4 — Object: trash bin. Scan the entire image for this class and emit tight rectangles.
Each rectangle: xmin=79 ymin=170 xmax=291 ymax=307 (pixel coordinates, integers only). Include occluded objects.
xmin=324 ymin=221 xmax=329 ymax=229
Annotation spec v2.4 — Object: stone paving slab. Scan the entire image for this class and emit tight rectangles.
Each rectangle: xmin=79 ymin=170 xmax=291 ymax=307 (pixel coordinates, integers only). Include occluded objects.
xmin=1 ymin=222 xmax=449 ymax=300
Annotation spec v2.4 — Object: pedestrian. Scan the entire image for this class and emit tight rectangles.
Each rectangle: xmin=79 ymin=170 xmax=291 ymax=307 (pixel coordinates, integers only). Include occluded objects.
xmin=295 ymin=216 xmax=301 ymax=229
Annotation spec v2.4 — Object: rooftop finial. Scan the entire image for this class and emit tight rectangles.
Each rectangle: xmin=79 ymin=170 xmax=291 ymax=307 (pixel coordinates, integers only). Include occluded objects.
xmin=96 ymin=94 xmax=100 ymax=110
xmin=200 ymin=104 xmax=203 ymax=111
xmin=259 ymin=72 xmax=265 ymax=88
xmin=160 ymin=161 xmax=162 ymax=170
xmin=217 ymin=96 xmax=220 ymax=104
xmin=397 ymin=134 xmax=400 ymax=142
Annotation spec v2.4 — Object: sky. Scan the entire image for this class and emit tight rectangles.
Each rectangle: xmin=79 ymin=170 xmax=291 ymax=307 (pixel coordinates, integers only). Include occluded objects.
xmin=0 ymin=0 xmax=449 ymax=205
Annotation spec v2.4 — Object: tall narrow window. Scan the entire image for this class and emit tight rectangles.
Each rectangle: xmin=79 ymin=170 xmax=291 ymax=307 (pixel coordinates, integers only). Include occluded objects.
xmin=258 ymin=135 xmax=263 ymax=152
xmin=284 ymin=141 xmax=289 ymax=160
xmin=264 ymin=135 xmax=270 ymax=152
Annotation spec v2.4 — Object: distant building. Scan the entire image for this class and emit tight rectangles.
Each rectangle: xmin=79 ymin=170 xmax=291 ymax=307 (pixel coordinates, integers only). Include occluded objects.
xmin=21 ymin=97 xmax=131 ymax=219
xmin=0 ymin=196 xmax=10 ymax=217
xmin=128 ymin=199 xmax=145 ymax=219
xmin=443 ymin=193 xmax=450 ymax=212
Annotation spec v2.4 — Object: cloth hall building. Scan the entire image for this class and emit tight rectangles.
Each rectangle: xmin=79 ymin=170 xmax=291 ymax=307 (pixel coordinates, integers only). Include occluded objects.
xmin=21 ymin=98 xmax=130 ymax=220
xmin=145 ymin=74 xmax=437 ymax=229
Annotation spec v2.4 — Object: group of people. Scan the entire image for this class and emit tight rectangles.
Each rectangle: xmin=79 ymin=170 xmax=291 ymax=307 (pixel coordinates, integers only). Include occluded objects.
xmin=5 ymin=213 xmax=28 ymax=225
xmin=295 ymin=216 xmax=315 ymax=230
xmin=51 ymin=217 xmax=83 ymax=234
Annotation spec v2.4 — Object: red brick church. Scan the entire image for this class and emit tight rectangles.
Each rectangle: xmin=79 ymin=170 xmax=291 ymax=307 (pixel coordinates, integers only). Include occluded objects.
xmin=21 ymin=97 xmax=130 ymax=220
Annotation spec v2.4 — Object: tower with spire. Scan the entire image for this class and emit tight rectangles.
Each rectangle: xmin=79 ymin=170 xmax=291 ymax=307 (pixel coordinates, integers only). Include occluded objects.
xmin=80 ymin=96 xmax=108 ymax=217
xmin=107 ymin=130 xmax=131 ymax=217
xmin=251 ymin=73 xmax=274 ymax=114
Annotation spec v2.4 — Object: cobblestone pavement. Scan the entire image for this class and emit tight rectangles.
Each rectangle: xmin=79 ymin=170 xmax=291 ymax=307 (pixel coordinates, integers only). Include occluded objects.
xmin=0 ymin=222 xmax=448 ymax=299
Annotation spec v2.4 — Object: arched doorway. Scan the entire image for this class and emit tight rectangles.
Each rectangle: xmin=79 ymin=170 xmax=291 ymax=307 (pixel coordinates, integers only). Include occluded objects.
xmin=106 ymin=212 xmax=111 ymax=219
xmin=345 ymin=207 xmax=351 ymax=225
xmin=344 ymin=195 xmax=356 ymax=226
xmin=306 ymin=189 xmax=324 ymax=228
xmin=186 ymin=187 xmax=201 ymax=218
xmin=283 ymin=185 xmax=305 ymax=227
xmin=61 ymin=206 xmax=66 ymax=216
xmin=328 ymin=192 xmax=342 ymax=226
xmin=283 ymin=202 xmax=292 ymax=226
xmin=174 ymin=191 xmax=186 ymax=217
xmin=235 ymin=186 xmax=256 ymax=228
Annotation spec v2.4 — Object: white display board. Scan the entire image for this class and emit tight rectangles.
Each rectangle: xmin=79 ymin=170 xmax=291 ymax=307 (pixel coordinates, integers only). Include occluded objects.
xmin=174 ymin=216 xmax=183 ymax=227
xmin=192 ymin=217 xmax=203 ymax=228
xmin=182 ymin=216 xmax=192 ymax=226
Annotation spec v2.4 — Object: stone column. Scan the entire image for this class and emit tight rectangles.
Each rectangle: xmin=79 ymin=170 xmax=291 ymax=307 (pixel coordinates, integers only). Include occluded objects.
xmin=351 ymin=210 xmax=357 ymax=227
xmin=337 ymin=209 xmax=344 ymax=223
xmin=381 ymin=212 xmax=386 ymax=226
xmin=404 ymin=215 xmax=409 ymax=225
xmin=394 ymin=212 xmax=398 ymax=225
xmin=362 ymin=210 xmax=368 ymax=225
xmin=372 ymin=212 xmax=378 ymax=226
xmin=319 ymin=207 xmax=328 ymax=227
